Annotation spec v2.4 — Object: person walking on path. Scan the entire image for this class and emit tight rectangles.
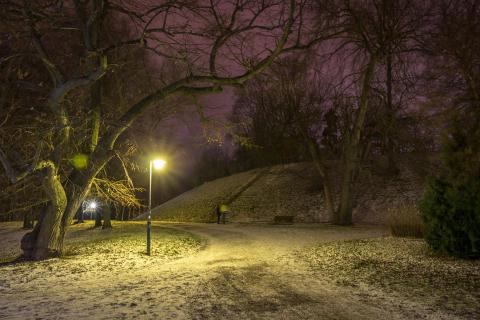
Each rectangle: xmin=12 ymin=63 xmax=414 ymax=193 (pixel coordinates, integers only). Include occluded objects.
xmin=216 ymin=204 xmax=229 ymax=224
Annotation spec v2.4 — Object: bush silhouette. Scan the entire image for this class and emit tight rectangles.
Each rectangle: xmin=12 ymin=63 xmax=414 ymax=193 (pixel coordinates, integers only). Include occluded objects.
xmin=420 ymin=117 xmax=480 ymax=259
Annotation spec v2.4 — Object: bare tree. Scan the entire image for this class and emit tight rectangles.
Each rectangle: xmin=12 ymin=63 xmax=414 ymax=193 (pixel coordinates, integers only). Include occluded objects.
xmin=0 ymin=0 xmax=329 ymax=260
xmin=312 ymin=0 xmax=429 ymax=224
xmin=233 ymin=0 xmax=430 ymax=225
xmin=232 ymin=55 xmax=338 ymax=218
xmin=422 ymin=0 xmax=480 ymax=114
xmin=231 ymin=56 xmax=318 ymax=167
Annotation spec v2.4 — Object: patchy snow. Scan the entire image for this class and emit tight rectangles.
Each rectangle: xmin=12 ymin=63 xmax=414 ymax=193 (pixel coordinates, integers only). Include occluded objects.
xmin=143 ymin=168 xmax=264 ymax=222
xmin=0 ymin=222 xmax=202 ymax=319
xmin=300 ymin=237 xmax=480 ymax=319
xmin=0 ymin=222 xmax=25 ymax=262
xmin=0 ymin=222 xmax=472 ymax=319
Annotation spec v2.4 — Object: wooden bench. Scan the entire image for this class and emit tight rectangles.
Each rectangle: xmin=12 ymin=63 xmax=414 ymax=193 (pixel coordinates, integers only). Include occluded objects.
xmin=273 ymin=215 xmax=294 ymax=224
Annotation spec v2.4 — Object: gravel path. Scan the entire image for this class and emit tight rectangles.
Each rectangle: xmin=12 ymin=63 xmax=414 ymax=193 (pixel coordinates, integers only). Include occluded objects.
xmin=0 ymin=223 xmax=463 ymax=319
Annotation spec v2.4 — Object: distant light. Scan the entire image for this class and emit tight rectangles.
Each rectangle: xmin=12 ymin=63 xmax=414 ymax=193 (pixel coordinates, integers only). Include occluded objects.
xmin=153 ymin=159 xmax=166 ymax=170
xmin=89 ymin=201 xmax=97 ymax=210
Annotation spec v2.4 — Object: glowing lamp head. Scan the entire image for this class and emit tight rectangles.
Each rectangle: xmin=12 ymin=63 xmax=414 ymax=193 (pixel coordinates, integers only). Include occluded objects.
xmin=152 ymin=159 xmax=166 ymax=170
xmin=89 ymin=201 xmax=97 ymax=210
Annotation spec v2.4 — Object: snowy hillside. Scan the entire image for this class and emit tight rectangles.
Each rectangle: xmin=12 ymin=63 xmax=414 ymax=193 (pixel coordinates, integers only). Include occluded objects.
xmin=141 ymin=160 xmax=427 ymax=224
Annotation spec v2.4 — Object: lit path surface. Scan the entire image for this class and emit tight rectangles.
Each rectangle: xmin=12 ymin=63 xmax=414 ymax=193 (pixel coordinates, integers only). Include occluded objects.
xmin=0 ymin=223 xmax=459 ymax=319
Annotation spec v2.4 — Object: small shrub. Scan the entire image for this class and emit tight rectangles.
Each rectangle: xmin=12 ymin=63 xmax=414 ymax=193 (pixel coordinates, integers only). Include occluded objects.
xmin=388 ymin=204 xmax=424 ymax=238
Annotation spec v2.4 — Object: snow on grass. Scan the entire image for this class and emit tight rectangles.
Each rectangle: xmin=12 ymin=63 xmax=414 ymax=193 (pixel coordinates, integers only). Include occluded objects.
xmin=65 ymin=222 xmax=201 ymax=258
xmin=0 ymin=222 xmax=202 ymax=287
xmin=0 ymin=222 xmax=204 ymax=319
xmin=299 ymin=237 xmax=480 ymax=318
xmin=0 ymin=222 xmax=26 ymax=263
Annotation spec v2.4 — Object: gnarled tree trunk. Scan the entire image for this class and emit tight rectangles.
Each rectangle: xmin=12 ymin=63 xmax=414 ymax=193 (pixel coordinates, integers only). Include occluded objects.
xmin=21 ymin=168 xmax=66 ymax=260
xmin=19 ymin=151 xmax=111 ymax=259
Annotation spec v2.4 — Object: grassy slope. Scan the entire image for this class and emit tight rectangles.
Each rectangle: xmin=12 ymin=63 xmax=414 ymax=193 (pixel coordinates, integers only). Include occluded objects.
xmin=147 ymin=168 xmax=266 ymax=222
xmin=146 ymin=160 xmax=425 ymax=224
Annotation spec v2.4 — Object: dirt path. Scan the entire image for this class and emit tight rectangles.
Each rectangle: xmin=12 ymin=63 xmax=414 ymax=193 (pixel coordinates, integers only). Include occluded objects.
xmin=168 ymin=223 xmax=395 ymax=320
xmin=0 ymin=223 xmax=458 ymax=319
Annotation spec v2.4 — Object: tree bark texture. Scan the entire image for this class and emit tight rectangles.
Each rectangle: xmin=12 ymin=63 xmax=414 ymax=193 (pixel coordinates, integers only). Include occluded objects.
xmin=21 ymin=169 xmax=66 ymax=260
xmin=19 ymin=150 xmax=111 ymax=259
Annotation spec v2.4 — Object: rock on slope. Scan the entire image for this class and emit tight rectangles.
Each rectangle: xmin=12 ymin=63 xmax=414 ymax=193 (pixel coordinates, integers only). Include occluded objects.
xmin=142 ymin=158 xmax=427 ymax=224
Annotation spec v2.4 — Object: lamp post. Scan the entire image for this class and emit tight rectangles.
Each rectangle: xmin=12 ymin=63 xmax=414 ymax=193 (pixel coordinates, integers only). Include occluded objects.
xmin=89 ymin=201 xmax=97 ymax=220
xmin=147 ymin=158 xmax=166 ymax=255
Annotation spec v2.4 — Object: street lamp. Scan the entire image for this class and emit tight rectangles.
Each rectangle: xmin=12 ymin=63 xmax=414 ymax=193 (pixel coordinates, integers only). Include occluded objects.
xmin=147 ymin=158 xmax=167 ymax=255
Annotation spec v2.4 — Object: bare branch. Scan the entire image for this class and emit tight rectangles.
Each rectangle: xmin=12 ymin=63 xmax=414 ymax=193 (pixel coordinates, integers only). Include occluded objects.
xmin=0 ymin=143 xmax=53 ymax=184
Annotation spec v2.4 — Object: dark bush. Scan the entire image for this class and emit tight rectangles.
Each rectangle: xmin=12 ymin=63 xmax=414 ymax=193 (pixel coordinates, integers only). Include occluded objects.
xmin=420 ymin=117 xmax=480 ymax=259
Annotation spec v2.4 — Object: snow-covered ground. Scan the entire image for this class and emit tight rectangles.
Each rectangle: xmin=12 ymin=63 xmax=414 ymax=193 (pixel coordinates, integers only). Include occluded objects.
xmin=0 ymin=222 xmax=477 ymax=319
xmin=301 ymin=238 xmax=480 ymax=319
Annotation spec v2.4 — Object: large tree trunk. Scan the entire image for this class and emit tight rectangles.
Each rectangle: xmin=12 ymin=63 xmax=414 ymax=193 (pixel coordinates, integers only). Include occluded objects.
xmin=61 ymin=179 xmax=93 ymax=236
xmin=75 ymin=206 xmax=85 ymax=224
xmin=21 ymin=169 xmax=67 ymax=260
xmin=102 ymin=203 xmax=112 ymax=229
xmin=337 ymin=141 xmax=356 ymax=225
xmin=95 ymin=208 xmax=102 ymax=227
xmin=312 ymin=158 xmax=336 ymax=221
xmin=336 ymin=56 xmax=377 ymax=225
xmin=384 ymin=51 xmax=399 ymax=175
xmin=22 ymin=211 xmax=34 ymax=229
xmin=59 ymin=149 xmax=114 ymax=240
xmin=321 ymin=176 xmax=335 ymax=222
xmin=303 ymin=130 xmax=336 ymax=221
xmin=20 ymin=150 xmax=111 ymax=260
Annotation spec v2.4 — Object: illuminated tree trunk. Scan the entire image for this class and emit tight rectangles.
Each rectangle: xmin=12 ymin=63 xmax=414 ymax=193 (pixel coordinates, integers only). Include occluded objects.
xmin=21 ymin=168 xmax=66 ymax=260
xmin=19 ymin=150 xmax=111 ymax=259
